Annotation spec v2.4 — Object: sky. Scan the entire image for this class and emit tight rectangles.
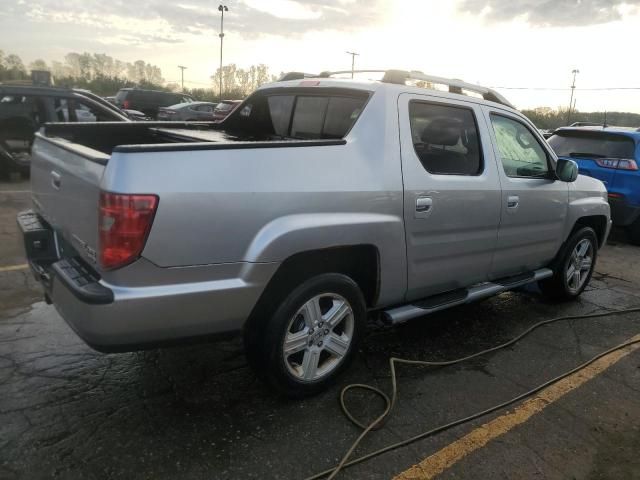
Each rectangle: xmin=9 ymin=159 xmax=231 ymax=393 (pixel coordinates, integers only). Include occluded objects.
xmin=1 ymin=0 xmax=640 ymax=112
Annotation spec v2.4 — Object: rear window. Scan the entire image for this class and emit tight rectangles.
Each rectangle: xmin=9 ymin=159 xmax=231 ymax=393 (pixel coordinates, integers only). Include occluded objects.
xmin=223 ymin=89 xmax=368 ymax=140
xmin=115 ymin=90 xmax=128 ymax=103
xmin=269 ymin=94 xmax=365 ymax=139
xmin=548 ymin=132 xmax=636 ymax=159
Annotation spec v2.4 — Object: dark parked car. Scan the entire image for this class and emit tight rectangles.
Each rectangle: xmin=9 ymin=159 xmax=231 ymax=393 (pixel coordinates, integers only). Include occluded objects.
xmin=157 ymin=101 xmax=218 ymax=121
xmin=114 ymin=88 xmax=194 ymax=118
xmin=213 ymin=100 xmax=242 ymax=121
xmin=0 ymin=85 xmax=129 ymax=176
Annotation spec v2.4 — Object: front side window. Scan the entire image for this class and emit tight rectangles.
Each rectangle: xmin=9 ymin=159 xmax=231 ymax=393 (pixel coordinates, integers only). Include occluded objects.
xmin=409 ymin=101 xmax=482 ymax=175
xmin=490 ymin=114 xmax=549 ymax=178
xmin=72 ymin=100 xmax=121 ymax=122
xmin=53 ymin=98 xmax=71 ymax=121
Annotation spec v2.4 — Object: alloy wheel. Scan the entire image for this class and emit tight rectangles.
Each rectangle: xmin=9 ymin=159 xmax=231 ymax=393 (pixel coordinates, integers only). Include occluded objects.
xmin=282 ymin=293 xmax=354 ymax=382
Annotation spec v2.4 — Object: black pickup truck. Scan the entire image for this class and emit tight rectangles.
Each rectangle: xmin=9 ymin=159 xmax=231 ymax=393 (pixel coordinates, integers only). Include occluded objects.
xmin=0 ymin=85 xmax=130 ymax=177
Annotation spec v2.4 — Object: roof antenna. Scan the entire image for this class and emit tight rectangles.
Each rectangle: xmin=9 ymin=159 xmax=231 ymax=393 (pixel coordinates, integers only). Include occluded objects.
xmin=603 ymin=110 xmax=608 ymax=129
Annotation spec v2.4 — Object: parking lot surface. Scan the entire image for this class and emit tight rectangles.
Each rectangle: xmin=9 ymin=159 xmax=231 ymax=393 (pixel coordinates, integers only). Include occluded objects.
xmin=1 ymin=179 xmax=639 ymax=480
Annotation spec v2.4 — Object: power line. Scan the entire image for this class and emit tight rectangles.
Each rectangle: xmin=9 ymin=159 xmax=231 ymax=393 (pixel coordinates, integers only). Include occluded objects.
xmin=490 ymin=86 xmax=640 ymax=91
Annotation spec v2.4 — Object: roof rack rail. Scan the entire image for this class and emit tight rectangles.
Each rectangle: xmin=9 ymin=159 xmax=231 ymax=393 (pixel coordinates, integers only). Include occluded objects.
xmin=278 ymin=72 xmax=319 ymax=81
xmin=315 ymin=69 xmax=514 ymax=108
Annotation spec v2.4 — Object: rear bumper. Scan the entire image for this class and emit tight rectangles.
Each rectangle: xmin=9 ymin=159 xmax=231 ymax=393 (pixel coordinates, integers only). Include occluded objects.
xmin=18 ymin=210 xmax=277 ymax=352
xmin=609 ymin=197 xmax=640 ymax=227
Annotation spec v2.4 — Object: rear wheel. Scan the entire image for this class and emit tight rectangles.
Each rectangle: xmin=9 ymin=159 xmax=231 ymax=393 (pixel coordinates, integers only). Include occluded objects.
xmin=539 ymin=227 xmax=598 ymax=300
xmin=245 ymin=273 xmax=366 ymax=397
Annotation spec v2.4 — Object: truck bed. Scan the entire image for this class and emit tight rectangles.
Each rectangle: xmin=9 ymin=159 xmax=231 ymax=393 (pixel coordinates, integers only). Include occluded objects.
xmin=41 ymin=121 xmax=345 ymax=160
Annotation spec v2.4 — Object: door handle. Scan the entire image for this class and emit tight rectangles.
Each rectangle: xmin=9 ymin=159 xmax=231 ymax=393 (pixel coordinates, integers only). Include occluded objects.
xmin=416 ymin=196 xmax=433 ymax=212
xmin=51 ymin=171 xmax=61 ymax=190
xmin=507 ymin=195 xmax=519 ymax=209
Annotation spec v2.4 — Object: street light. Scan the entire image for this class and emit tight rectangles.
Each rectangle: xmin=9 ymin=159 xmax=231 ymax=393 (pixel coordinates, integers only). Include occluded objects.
xmin=218 ymin=4 xmax=228 ymax=102
xmin=566 ymin=68 xmax=579 ymax=125
xmin=178 ymin=65 xmax=187 ymax=91
xmin=346 ymin=51 xmax=359 ymax=79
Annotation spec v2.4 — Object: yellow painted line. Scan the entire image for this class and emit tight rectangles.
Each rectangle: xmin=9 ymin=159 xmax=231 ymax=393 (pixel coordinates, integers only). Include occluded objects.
xmin=0 ymin=264 xmax=29 ymax=273
xmin=394 ymin=334 xmax=640 ymax=480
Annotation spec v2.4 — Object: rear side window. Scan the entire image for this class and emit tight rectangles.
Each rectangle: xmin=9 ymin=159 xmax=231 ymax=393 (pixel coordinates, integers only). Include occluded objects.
xmin=490 ymin=114 xmax=549 ymax=178
xmin=548 ymin=132 xmax=635 ymax=159
xmin=409 ymin=101 xmax=482 ymax=175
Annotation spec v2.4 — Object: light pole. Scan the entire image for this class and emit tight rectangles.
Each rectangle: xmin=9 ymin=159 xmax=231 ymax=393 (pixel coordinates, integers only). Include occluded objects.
xmin=178 ymin=65 xmax=187 ymax=91
xmin=218 ymin=4 xmax=228 ymax=101
xmin=346 ymin=51 xmax=359 ymax=79
xmin=566 ymin=68 xmax=579 ymax=125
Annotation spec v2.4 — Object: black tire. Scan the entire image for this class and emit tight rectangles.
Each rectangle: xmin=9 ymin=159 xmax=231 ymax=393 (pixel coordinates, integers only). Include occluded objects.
xmin=244 ymin=273 xmax=366 ymax=398
xmin=627 ymin=219 xmax=640 ymax=246
xmin=539 ymin=227 xmax=598 ymax=301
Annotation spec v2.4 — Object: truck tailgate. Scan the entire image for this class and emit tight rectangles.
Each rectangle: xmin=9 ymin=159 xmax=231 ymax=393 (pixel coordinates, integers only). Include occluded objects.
xmin=30 ymin=134 xmax=108 ymax=268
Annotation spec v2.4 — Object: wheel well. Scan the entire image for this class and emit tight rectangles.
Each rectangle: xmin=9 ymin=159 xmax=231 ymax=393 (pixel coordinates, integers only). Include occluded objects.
xmin=573 ymin=215 xmax=608 ymax=247
xmin=247 ymin=245 xmax=380 ymax=327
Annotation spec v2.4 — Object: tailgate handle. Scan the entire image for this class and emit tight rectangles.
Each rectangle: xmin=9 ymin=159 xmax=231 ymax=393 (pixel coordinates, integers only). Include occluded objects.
xmin=51 ymin=171 xmax=61 ymax=190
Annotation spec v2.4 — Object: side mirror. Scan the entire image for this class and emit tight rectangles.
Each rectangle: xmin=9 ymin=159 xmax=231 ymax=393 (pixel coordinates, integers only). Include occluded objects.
xmin=556 ymin=158 xmax=579 ymax=182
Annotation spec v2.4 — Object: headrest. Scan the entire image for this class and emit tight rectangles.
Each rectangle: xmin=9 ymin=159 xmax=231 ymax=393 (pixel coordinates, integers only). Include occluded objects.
xmin=421 ymin=117 xmax=462 ymax=146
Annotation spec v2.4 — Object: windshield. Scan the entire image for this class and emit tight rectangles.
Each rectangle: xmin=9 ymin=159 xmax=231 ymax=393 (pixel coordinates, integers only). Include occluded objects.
xmin=548 ymin=131 xmax=635 ymax=159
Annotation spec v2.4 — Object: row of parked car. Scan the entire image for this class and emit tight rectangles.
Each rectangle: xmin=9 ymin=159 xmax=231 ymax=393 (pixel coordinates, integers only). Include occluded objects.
xmin=0 ymin=84 xmax=241 ymax=176
xmin=107 ymin=88 xmax=241 ymax=122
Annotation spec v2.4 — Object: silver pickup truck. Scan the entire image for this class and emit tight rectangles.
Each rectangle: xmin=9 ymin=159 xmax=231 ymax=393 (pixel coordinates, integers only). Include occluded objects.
xmin=18 ymin=70 xmax=610 ymax=397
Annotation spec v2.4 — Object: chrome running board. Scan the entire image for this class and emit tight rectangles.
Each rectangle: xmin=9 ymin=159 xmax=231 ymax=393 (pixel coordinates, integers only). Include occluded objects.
xmin=383 ymin=268 xmax=553 ymax=325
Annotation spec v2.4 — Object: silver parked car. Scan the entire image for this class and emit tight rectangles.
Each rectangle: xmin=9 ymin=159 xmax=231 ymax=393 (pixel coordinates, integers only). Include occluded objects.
xmin=157 ymin=101 xmax=218 ymax=121
xmin=19 ymin=70 xmax=610 ymax=397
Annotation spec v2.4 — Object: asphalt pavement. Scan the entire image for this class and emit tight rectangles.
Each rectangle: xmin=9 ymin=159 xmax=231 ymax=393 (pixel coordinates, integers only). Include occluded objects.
xmin=1 ymin=179 xmax=639 ymax=480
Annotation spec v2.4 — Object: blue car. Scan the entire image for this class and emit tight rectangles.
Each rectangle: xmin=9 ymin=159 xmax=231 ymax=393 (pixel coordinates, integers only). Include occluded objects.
xmin=548 ymin=126 xmax=640 ymax=245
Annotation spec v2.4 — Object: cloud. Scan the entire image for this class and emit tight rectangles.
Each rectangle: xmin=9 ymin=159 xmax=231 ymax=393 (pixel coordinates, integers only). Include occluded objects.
xmin=457 ymin=0 xmax=640 ymax=26
xmin=3 ymin=0 xmax=384 ymax=45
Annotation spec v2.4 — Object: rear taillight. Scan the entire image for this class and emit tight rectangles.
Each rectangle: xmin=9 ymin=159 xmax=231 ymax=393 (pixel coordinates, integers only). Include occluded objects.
xmin=122 ymin=100 xmax=131 ymax=109
xmin=99 ymin=192 xmax=158 ymax=270
xmin=595 ymin=158 xmax=638 ymax=171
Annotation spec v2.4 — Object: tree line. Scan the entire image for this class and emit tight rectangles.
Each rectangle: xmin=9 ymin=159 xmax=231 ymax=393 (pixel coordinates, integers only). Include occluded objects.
xmin=4 ymin=50 xmax=639 ymax=121
xmin=0 ymin=50 xmax=166 ymax=94
xmin=522 ymin=107 xmax=640 ymax=130
xmin=0 ymin=50 xmax=278 ymax=101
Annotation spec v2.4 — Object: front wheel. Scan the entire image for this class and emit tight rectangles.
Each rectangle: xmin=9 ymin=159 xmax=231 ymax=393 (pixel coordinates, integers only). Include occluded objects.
xmin=539 ymin=227 xmax=598 ymax=300
xmin=245 ymin=273 xmax=366 ymax=398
